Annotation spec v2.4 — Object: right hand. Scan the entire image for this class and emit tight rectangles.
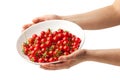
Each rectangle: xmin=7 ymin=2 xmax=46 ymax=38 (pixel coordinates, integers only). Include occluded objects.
xmin=22 ymin=14 xmax=62 ymax=31
xmin=40 ymin=49 xmax=87 ymax=70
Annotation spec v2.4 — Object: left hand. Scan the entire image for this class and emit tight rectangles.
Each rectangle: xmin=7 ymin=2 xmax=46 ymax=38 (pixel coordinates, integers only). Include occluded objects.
xmin=40 ymin=49 xmax=87 ymax=70
xmin=22 ymin=14 xmax=62 ymax=31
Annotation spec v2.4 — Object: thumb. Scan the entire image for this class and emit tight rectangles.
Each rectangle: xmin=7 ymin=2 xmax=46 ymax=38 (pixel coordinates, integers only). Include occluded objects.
xmin=58 ymin=49 xmax=85 ymax=61
xmin=59 ymin=54 xmax=74 ymax=61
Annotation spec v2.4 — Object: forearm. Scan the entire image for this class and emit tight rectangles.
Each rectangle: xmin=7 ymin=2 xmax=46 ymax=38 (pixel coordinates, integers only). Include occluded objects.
xmin=86 ymin=49 xmax=120 ymax=66
xmin=62 ymin=5 xmax=120 ymax=30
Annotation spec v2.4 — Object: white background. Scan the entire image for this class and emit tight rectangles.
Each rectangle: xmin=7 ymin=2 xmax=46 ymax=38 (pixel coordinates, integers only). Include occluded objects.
xmin=0 ymin=0 xmax=120 ymax=80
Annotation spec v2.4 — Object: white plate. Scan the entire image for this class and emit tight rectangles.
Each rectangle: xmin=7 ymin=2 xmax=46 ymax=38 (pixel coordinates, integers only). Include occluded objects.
xmin=16 ymin=20 xmax=85 ymax=65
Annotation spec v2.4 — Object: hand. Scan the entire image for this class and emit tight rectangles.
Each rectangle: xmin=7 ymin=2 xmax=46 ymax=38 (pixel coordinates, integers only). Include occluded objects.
xmin=22 ymin=14 xmax=62 ymax=31
xmin=40 ymin=49 xmax=87 ymax=70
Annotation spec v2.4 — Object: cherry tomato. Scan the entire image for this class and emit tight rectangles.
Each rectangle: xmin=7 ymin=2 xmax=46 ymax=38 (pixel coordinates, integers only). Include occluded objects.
xmin=30 ymin=56 xmax=38 ymax=62
xmin=40 ymin=43 xmax=46 ymax=48
xmin=29 ymin=46 xmax=34 ymax=51
xmin=53 ymin=36 xmax=59 ymax=42
xmin=40 ymin=31 xmax=45 ymax=35
xmin=28 ymin=38 xmax=34 ymax=44
xmin=75 ymin=37 xmax=81 ymax=43
xmin=57 ymin=33 xmax=63 ymax=39
xmin=38 ymin=58 xmax=44 ymax=63
xmin=63 ymin=31 xmax=69 ymax=37
xmin=45 ymin=40 xmax=51 ymax=47
xmin=41 ymin=38 xmax=46 ymax=43
xmin=58 ymin=29 xmax=64 ymax=33
xmin=63 ymin=45 xmax=70 ymax=51
xmin=48 ymin=50 xmax=53 ymax=56
xmin=49 ymin=57 xmax=54 ymax=62
xmin=23 ymin=47 xmax=28 ymax=55
xmin=44 ymin=58 xmax=49 ymax=62
xmin=63 ymin=52 xmax=69 ymax=55
xmin=47 ymin=36 xmax=52 ymax=41
xmin=32 ymin=34 xmax=37 ymax=39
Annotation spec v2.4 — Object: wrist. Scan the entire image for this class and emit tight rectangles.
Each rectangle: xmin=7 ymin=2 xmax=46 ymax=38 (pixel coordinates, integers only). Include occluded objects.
xmin=76 ymin=49 xmax=91 ymax=62
xmin=61 ymin=15 xmax=85 ymax=29
xmin=61 ymin=15 xmax=76 ymax=23
xmin=84 ymin=49 xmax=95 ymax=61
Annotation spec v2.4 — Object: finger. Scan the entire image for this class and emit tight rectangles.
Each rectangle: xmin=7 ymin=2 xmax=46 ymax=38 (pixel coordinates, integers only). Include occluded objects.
xmin=50 ymin=61 xmax=71 ymax=69
xmin=40 ymin=63 xmax=51 ymax=70
xmin=40 ymin=64 xmax=58 ymax=70
xmin=40 ymin=65 xmax=55 ymax=70
xmin=32 ymin=18 xmax=40 ymax=23
xmin=40 ymin=65 xmax=59 ymax=70
xmin=59 ymin=54 xmax=74 ymax=61
xmin=32 ymin=17 xmax=45 ymax=23
xmin=22 ymin=23 xmax=33 ymax=30
xmin=40 ymin=62 xmax=67 ymax=70
xmin=59 ymin=49 xmax=85 ymax=61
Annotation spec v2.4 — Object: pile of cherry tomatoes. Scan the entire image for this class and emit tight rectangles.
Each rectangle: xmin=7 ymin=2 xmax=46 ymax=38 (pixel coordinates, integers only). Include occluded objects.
xmin=22 ymin=29 xmax=81 ymax=63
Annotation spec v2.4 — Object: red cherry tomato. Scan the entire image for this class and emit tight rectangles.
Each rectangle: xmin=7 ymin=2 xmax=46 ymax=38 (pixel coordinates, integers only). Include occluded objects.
xmin=38 ymin=58 xmax=44 ymax=63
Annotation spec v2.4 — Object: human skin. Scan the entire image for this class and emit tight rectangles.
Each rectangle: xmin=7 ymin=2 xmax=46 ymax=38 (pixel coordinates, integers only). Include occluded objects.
xmin=22 ymin=0 xmax=120 ymax=70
